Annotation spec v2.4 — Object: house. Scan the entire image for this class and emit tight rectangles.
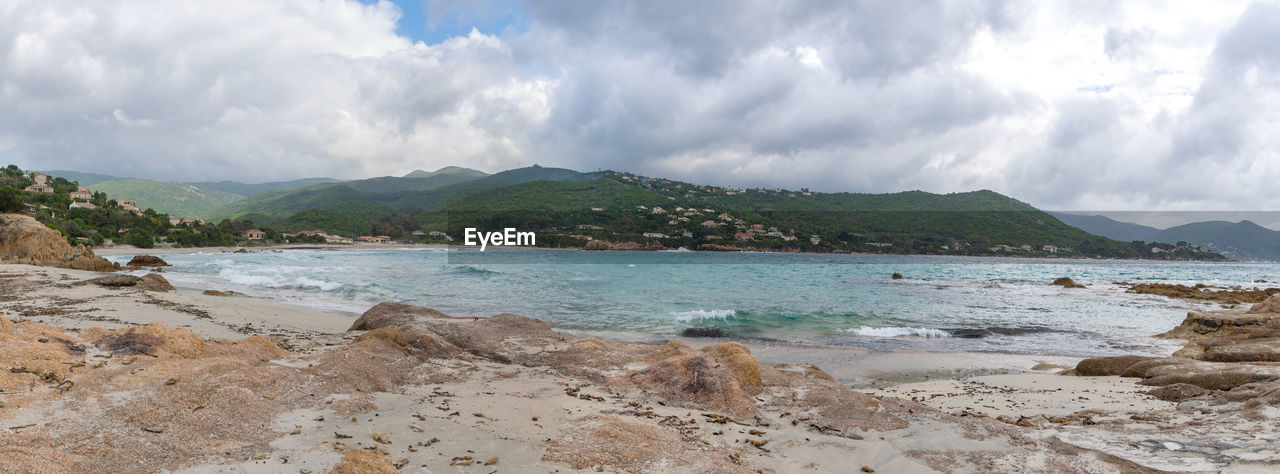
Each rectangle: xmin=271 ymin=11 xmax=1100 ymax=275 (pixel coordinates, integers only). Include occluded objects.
xmin=242 ymin=229 xmax=266 ymax=240
xmin=357 ymin=236 xmax=390 ymax=243
xmin=1042 ymin=245 xmax=1058 ymax=253
xmin=411 ymin=230 xmax=426 ymax=236
xmin=590 ymin=207 xmax=604 ymax=211
xmin=23 ymin=184 xmax=53 ymax=194
xmin=642 ymin=232 xmax=668 ymax=239
xmin=169 ymin=216 xmax=182 ymax=225
xmin=781 ymin=235 xmax=797 ymax=241
xmin=667 ymin=220 xmax=678 ymax=225
xmin=651 ymin=207 xmax=664 ymax=214
xmin=810 ymin=236 xmax=821 ymax=245
xmin=1019 ymin=244 xmax=1033 ymax=251
xmin=577 ymin=224 xmax=603 ymax=230
xmin=682 ymin=230 xmax=694 ymax=238
xmin=705 ymin=235 xmax=723 ymax=240
xmin=868 ymin=242 xmax=893 ymax=247
xmin=766 ymin=231 xmax=784 ymax=237
xmin=428 ymin=231 xmax=447 ymax=237
xmin=701 ymin=220 xmax=720 ymax=228
xmin=27 ymin=172 xmax=50 ymax=186
xmin=181 ymin=218 xmax=201 ymax=226
xmin=734 ymin=233 xmax=753 ymax=241
xmin=69 ymin=202 xmax=96 ymax=209
xmin=70 ymin=186 xmax=92 ymax=201
xmin=569 ymin=234 xmax=594 ymax=241
xmin=119 ymin=200 xmax=140 ymax=212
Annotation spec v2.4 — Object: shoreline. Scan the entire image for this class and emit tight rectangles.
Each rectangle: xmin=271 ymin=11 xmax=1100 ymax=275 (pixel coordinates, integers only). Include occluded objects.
xmin=91 ymin=242 xmax=1241 ymax=262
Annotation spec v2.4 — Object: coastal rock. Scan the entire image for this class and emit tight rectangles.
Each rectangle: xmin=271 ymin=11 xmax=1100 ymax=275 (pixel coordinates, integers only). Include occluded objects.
xmin=202 ymin=289 xmax=242 ymax=297
xmin=81 ymin=273 xmax=174 ymax=291
xmin=0 ymin=214 xmax=117 ymax=272
xmin=1071 ymin=356 xmax=1156 ymax=376
xmin=127 ymin=255 xmax=170 ymax=267
xmin=625 ymin=341 xmax=758 ymax=417
xmin=137 ymin=273 xmax=175 ymax=292
xmin=1145 ymin=383 xmax=1208 ymax=402
xmin=1124 ymin=282 xmax=1279 ymax=305
xmin=760 ymin=363 xmax=912 ymax=434
xmin=1247 ymin=294 xmax=1280 ymax=314
xmin=542 ymin=415 xmax=727 ymax=472
xmin=891 ymin=273 xmax=903 ymax=280
xmin=1051 ymin=277 xmax=1085 ymax=289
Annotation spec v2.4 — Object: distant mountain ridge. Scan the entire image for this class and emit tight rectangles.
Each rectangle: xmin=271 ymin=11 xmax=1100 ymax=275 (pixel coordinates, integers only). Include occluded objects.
xmin=1050 ymin=212 xmax=1280 ymax=261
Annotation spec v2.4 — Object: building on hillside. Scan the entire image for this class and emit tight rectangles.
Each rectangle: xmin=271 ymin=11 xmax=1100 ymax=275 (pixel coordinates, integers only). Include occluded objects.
xmin=169 ymin=216 xmax=182 ymax=225
xmin=69 ymin=202 xmax=96 ymax=209
xmin=119 ymin=200 xmax=140 ymax=212
xmin=27 ymin=172 xmax=50 ymax=186
xmin=781 ymin=235 xmax=797 ymax=241
xmin=70 ymin=186 xmax=92 ymax=201
xmin=577 ymin=224 xmax=603 ymax=231
xmin=734 ymin=233 xmax=753 ymax=241
xmin=1042 ymin=245 xmax=1058 ymax=253
xmin=358 ymin=236 xmax=390 ymax=243
xmin=705 ymin=235 xmax=723 ymax=240
xmin=642 ymin=232 xmax=668 ymax=238
xmin=242 ymin=229 xmax=266 ymax=240
xmin=23 ymin=184 xmax=53 ymax=194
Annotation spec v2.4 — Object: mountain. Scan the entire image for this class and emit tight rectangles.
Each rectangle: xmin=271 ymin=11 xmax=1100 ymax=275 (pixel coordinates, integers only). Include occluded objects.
xmin=89 ymin=179 xmax=245 ymax=219
xmin=1049 ymin=212 xmax=1161 ymax=242
xmin=220 ymin=166 xmax=1221 ymax=259
xmin=192 ymin=177 xmax=344 ymax=196
xmin=402 ymin=166 xmax=488 ymax=179
xmin=1148 ymin=220 xmax=1280 ymax=261
xmin=40 ymin=170 xmax=125 ymax=186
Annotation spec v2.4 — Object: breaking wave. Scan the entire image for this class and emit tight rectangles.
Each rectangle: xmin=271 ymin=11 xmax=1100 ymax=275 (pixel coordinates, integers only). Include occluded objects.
xmin=844 ymin=326 xmax=951 ymax=338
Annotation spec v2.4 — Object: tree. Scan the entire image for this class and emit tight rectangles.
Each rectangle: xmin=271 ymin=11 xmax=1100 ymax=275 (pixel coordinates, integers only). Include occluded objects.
xmin=0 ymin=187 xmax=24 ymax=213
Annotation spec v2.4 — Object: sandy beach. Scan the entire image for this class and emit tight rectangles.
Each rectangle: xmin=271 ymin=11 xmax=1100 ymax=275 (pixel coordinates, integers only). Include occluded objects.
xmin=4 ymin=256 xmax=1279 ymax=472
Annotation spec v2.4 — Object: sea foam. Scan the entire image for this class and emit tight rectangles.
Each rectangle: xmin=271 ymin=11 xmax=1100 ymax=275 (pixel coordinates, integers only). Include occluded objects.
xmin=844 ymin=326 xmax=951 ymax=338
xmin=671 ymin=309 xmax=736 ymax=322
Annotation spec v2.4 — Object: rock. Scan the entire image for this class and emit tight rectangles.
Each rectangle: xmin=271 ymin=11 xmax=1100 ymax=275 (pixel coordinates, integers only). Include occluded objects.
xmin=328 ymin=442 xmax=398 ymax=474
xmin=624 ymin=342 xmax=758 ymax=417
xmin=891 ymin=273 xmax=903 ymax=280
xmin=1124 ymin=282 xmax=1278 ymax=305
xmin=680 ymin=327 xmax=729 ymax=338
xmin=1247 ymin=294 xmax=1280 ymax=314
xmin=85 ymin=274 xmax=142 ymax=288
xmin=1146 ymin=383 xmax=1208 ymax=402
xmin=127 ymin=255 xmax=170 ymax=267
xmin=1072 ymin=355 xmax=1156 ymax=376
xmin=1051 ymin=277 xmax=1085 ymax=289
xmin=542 ymin=415 xmax=685 ymax=471
xmin=137 ymin=273 xmax=175 ymax=292
xmin=202 ymin=289 xmax=241 ymax=297
xmin=0 ymin=214 xmax=117 ymax=272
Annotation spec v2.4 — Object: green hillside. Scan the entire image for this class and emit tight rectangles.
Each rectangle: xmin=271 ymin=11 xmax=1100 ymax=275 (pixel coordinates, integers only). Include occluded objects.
xmin=90 ymin=179 xmax=245 ymax=219
xmin=403 ymin=166 xmax=488 ymax=179
xmin=40 ymin=170 xmax=124 ymax=186
xmin=216 ymin=165 xmax=1223 ymax=259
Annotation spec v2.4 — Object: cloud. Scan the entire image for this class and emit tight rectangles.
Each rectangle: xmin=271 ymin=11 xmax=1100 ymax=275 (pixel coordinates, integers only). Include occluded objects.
xmin=0 ymin=0 xmax=1276 ymax=215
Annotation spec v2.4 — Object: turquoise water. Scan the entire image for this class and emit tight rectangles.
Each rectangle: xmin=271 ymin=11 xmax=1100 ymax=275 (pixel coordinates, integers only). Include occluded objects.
xmin=109 ymin=249 xmax=1279 ymax=357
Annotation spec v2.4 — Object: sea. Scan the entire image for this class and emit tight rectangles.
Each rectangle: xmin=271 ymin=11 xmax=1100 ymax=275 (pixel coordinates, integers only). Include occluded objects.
xmin=106 ymin=249 xmax=1277 ymax=358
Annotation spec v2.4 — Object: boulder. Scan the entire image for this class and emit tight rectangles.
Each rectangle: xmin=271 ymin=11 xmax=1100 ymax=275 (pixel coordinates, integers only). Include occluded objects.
xmin=1248 ymin=294 xmax=1280 ymax=314
xmin=0 ymin=214 xmax=117 ymax=272
xmin=127 ymin=255 xmax=170 ymax=267
xmin=1072 ymin=355 xmax=1156 ymax=376
xmin=1051 ymin=277 xmax=1085 ymax=289
xmin=1145 ymin=383 xmax=1208 ymax=402
xmin=891 ymin=273 xmax=903 ymax=280
xmin=137 ymin=273 xmax=175 ymax=292
xmin=84 ymin=274 xmax=142 ymax=288
xmin=702 ymin=342 xmax=763 ymax=395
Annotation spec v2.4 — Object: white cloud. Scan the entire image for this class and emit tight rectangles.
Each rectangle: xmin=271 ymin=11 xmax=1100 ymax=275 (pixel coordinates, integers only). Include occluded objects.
xmin=1 ymin=0 xmax=1277 ymax=214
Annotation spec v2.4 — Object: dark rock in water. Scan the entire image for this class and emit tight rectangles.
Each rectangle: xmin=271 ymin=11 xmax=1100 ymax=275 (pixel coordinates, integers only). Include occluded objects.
xmin=1146 ymin=383 xmax=1208 ymax=402
xmin=681 ymin=327 xmax=730 ymax=338
xmin=128 ymin=255 xmax=170 ymax=267
xmin=1051 ymin=277 xmax=1085 ymax=288
xmin=891 ymin=273 xmax=903 ymax=280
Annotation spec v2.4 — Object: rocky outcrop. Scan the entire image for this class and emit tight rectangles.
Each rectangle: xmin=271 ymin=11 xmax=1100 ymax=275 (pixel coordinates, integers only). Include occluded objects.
xmin=1248 ymin=294 xmax=1280 ymax=314
xmin=1121 ymin=282 xmax=1279 ymax=305
xmin=0 ymin=214 xmax=117 ymax=272
xmin=80 ymin=273 xmax=175 ymax=292
xmin=1051 ymin=277 xmax=1085 ymax=288
xmin=127 ymin=255 xmax=170 ymax=267
xmin=1072 ymin=309 xmax=1280 ymax=404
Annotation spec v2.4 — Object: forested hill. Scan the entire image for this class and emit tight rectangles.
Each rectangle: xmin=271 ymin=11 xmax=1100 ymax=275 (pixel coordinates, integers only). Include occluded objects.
xmin=205 ymin=166 xmax=1224 ymax=259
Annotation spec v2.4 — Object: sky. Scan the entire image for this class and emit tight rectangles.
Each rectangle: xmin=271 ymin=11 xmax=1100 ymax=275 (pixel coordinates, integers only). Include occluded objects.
xmin=2 ymin=0 xmax=1278 ymax=217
